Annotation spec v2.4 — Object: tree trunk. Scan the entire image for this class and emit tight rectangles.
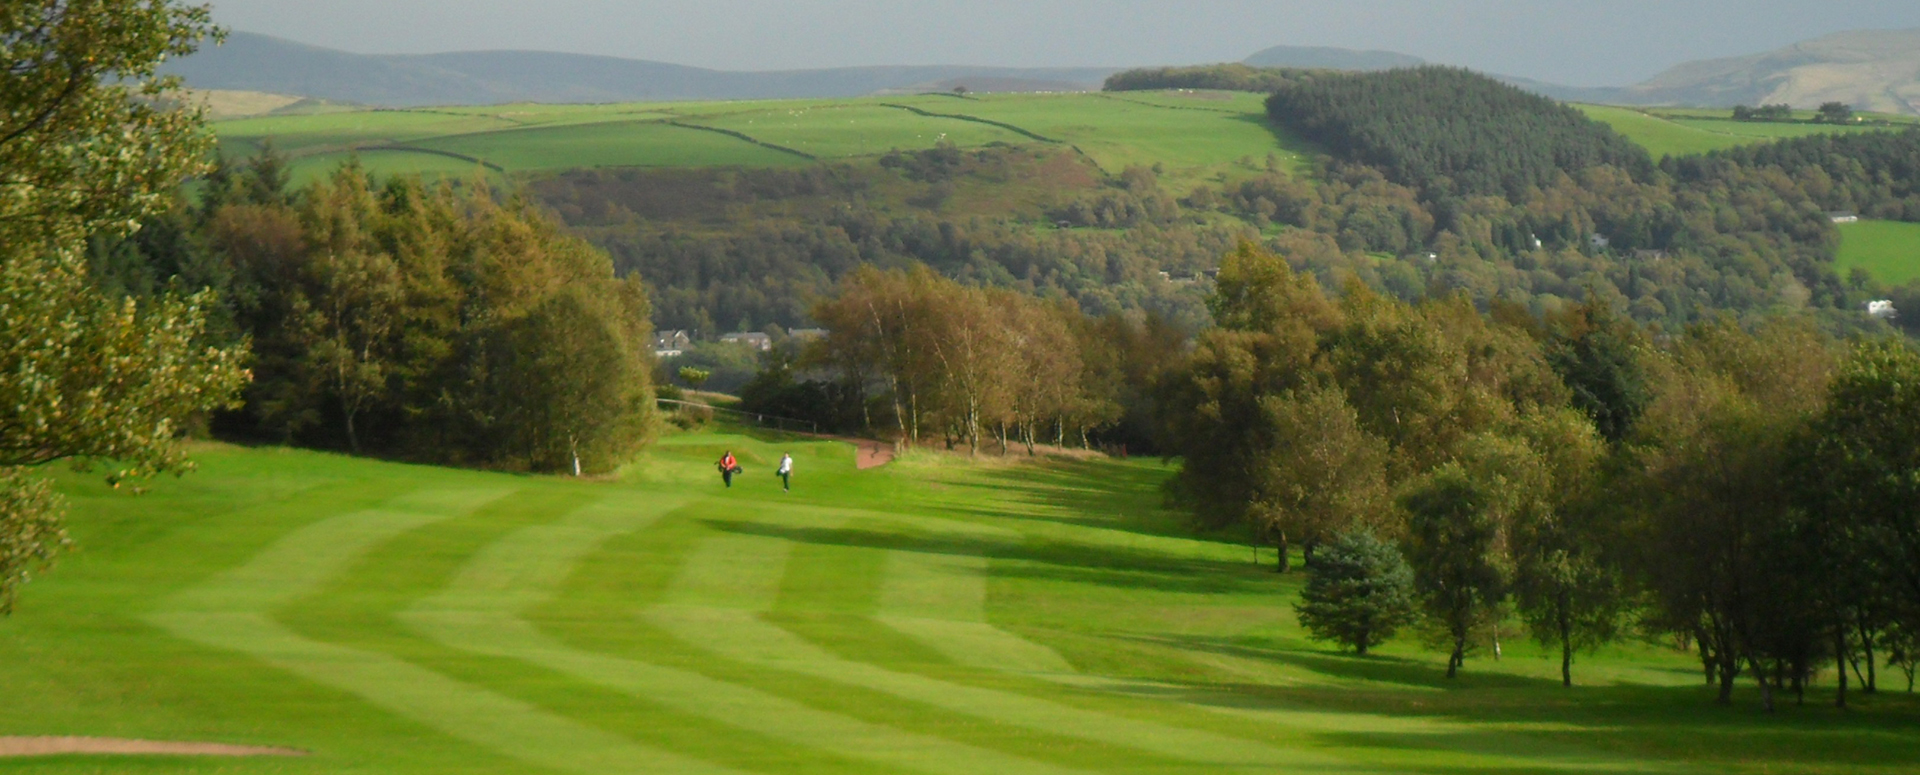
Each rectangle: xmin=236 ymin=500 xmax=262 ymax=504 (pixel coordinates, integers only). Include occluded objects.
xmin=1447 ymin=637 xmax=1464 ymax=679
xmin=1560 ymin=604 xmax=1574 ymax=688
xmin=1696 ymin=626 xmax=1715 ymax=686
xmin=1860 ymin=620 xmax=1878 ymax=693
xmin=343 ymin=404 xmax=361 ymax=454
xmin=1837 ymin=627 xmax=1850 ymax=709
xmin=1274 ymin=530 xmax=1290 ymax=573
xmin=890 ymin=376 xmax=907 ymax=443
xmin=909 ymin=389 xmax=920 ymax=444
xmin=965 ymin=396 xmax=979 ymax=456
xmin=1716 ymin=657 xmax=1738 ymax=705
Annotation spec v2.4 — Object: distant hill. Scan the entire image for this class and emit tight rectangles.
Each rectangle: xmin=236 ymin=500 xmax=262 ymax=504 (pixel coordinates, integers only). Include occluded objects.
xmin=1243 ymin=45 xmax=1424 ymax=71
xmin=1522 ymin=29 xmax=1920 ymax=115
xmin=162 ymin=32 xmax=1117 ymax=106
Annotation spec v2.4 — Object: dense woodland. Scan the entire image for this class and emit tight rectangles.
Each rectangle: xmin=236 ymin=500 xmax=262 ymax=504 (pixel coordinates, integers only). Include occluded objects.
xmin=1265 ymin=67 xmax=1655 ymax=200
xmin=533 ymin=148 xmax=1232 ymax=335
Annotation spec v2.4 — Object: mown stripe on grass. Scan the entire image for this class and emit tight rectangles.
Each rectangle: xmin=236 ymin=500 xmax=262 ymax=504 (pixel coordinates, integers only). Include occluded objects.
xmin=876 ymin=550 xmax=1073 ymax=674
xmin=405 ymin=498 xmax=1093 ymax=775
xmin=870 ymin=533 xmax=1679 ymax=775
xmin=649 ymin=535 xmax=1370 ymax=773
xmin=148 ymin=488 xmax=749 ymax=775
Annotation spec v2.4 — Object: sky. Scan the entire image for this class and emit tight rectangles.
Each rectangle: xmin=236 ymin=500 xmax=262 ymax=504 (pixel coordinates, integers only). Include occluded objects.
xmin=208 ymin=1 xmax=1920 ymax=87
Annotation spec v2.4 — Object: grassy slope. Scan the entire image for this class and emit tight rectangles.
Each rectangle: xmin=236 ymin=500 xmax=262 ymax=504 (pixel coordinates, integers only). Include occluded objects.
xmin=212 ymin=91 xmax=1305 ymax=189
xmin=1 ymin=430 xmax=1916 ymax=773
xmin=1578 ymin=104 xmax=1914 ymax=159
xmin=1837 ymin=219 xmax=1920 ymax=285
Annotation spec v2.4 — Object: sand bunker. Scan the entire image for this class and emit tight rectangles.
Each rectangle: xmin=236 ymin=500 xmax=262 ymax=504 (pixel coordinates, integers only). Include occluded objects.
xmin=0 ymin=736 xmax=306 ymax=757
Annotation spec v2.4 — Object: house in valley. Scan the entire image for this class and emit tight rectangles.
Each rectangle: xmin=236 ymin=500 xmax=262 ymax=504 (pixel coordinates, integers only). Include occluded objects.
xmin=721 ymin=332 xmax=773 ymax=351
xmin=654 ymin=329 xmax=691 ymax=358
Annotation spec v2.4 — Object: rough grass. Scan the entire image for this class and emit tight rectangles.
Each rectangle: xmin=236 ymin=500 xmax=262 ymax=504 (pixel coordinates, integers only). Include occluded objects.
xmin=1837 ymin=219 xmax=1920 ymax=285
xmin=1 ymin=431 xmax=1916 ymax=773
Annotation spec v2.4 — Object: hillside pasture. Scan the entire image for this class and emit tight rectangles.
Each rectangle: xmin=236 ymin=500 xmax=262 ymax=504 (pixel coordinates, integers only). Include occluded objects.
xmin=415 ymin=120 xmax=816 ymax=171
xmin=690 ymin=104 xmax=1030 ymax=159
xmin=1579 ymin=104 xmax=1916 ymax=159
xmin=1837 ymin=219 xmax=1920 ymax=285
xmin=1 ymin=430 xmax=1916 ymax=773
xmin=211 ymin=91 xmax=1313 ymax=187
xmin=284 ymin=148 xmax=503 ymax=188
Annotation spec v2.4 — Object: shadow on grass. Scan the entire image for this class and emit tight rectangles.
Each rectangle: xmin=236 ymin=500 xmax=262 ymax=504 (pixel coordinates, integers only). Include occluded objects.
xmin=698 ymin=518 xmax=1264 ymax=596
xmin=917 ymin=457 xmax=1238 ymax=545
xmin=1115 ymin=633 xmax=1920 ymax=772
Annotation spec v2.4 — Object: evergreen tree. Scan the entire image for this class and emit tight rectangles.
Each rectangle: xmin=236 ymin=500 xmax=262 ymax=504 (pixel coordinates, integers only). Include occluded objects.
xmin=1294 ymin=530 xmax=1418 ymax=655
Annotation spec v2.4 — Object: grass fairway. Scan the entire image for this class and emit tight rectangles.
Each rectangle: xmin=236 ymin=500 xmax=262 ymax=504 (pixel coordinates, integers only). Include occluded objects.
xmin=3 ymin=429 xmax=1917 ymax=773
xmin=1838 ymin=219 xmax=1920 ymax=285
xmin=212 ymin=91 xmax=1308 ymax=188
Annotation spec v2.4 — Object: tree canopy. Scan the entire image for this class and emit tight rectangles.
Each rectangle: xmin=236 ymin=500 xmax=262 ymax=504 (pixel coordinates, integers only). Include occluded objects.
xmin=1 ymin=0 xmax=248 ymax=613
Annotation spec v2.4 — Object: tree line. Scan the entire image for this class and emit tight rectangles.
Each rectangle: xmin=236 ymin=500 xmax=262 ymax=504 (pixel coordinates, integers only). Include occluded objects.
xmin=94 ymin=154 xmax=659 ymax=475
xmin=1158 ymin=242 xmax=1920 ymax=706
xmin=743 ymin=266 xmax=1180 ymax=454
xmin=1103 ymin=64 xmax=1315 ymax=94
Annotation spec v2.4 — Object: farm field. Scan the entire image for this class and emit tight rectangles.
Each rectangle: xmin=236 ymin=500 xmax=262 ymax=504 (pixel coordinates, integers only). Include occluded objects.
xmin=1577 ymin=104 xmax=1916 ymax=158
xmin=3 ymin=428 xmax=1918 ymax=773
xmin=1837 ymin=219 xmax=1920 ymax=285
xmin=213 ymin=91 xmax=1307 ymax=189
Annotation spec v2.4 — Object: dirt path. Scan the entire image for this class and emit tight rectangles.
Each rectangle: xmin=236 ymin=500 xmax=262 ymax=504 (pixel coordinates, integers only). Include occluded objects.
xmin=851 ymin=438 xmax=896 ymax=469
xmin=0 ymin=737 xmax=307 ymax=757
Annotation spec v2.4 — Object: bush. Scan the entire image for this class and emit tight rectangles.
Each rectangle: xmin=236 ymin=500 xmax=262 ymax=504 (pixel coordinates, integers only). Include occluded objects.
xmin=1293 ymin=530 xmax=1418 ymax=654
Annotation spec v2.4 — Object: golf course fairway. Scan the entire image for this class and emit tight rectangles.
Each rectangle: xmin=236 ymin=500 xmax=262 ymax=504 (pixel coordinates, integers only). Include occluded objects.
xmin=2 ymin=427 xmax=1916 ymax=774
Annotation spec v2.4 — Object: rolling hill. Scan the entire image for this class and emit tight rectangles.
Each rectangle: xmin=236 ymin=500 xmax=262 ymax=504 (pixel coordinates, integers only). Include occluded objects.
xmin=162 ymin=32 xmax=1119 ymax=107
xmin=210 ymin=90 xmax=1307 ymax=188
xmin=1530 ymin=29 xmax=1920 ymax=115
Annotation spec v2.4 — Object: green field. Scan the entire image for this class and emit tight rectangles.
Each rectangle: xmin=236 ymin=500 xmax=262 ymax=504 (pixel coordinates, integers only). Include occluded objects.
xmin=1578 ymin=104 xmax=1914 ymax=159
xmin=214 ymin=91 xmax=1308 ymax=188
xmin=2 ymin=427 xmax=1916 ymax=773
xmin=1838 ymin=219 xmax=1920 ymax=285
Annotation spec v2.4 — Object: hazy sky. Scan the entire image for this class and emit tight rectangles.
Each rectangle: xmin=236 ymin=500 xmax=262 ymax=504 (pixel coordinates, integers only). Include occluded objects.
xmin=208 ymin=1 xmax=1920 ymax=86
